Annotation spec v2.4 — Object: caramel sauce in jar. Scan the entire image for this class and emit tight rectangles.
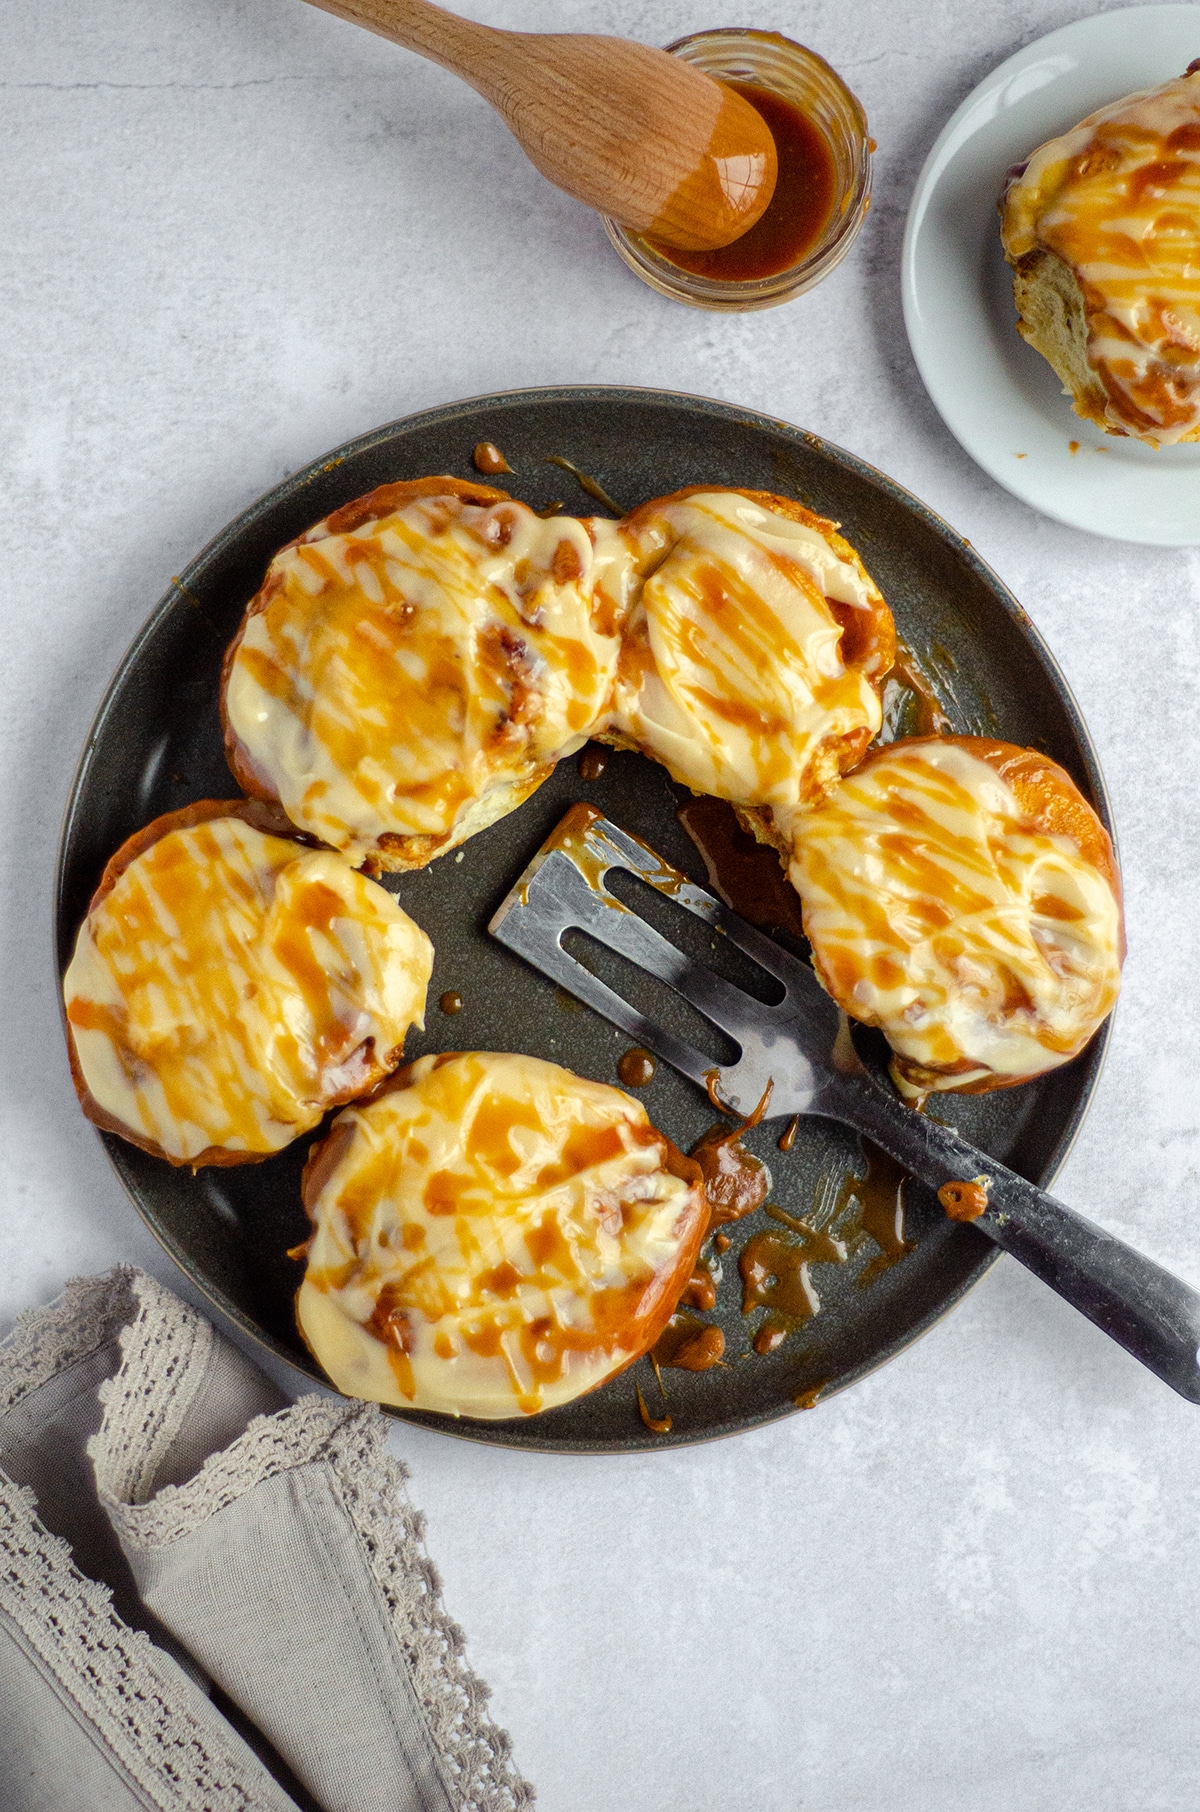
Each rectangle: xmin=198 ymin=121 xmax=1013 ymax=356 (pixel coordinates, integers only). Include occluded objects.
xmin=648 ymin=83 xmax=837 ymax=281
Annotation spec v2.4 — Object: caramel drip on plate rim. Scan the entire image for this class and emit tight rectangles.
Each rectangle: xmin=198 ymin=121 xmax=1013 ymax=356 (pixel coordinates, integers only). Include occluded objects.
xmin=636 ymin=1384 xmax=672 ymax=1435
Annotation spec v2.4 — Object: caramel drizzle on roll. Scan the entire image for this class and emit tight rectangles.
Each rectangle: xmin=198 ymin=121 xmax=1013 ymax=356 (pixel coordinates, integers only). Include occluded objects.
xmin=64 ymin=812 xmax=432 ymax=1162
xmin=612 ymin=489 xmax=893 ymax=810
xmin=1002 ymin=70 xmax=1200 ymax=441
xmin=786 ymin=737 xmax=1123 ymax=1096
xmin=296 ymin=1052 xmax=707 ymax=1418
xmin=223 ymin=488 xmax=636 ymax=865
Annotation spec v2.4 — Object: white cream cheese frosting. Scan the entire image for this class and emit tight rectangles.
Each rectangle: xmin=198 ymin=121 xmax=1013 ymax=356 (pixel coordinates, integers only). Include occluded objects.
xmin=785 ymin=738 xmax=1123 ymax=1096
xmin=610 ymin=490 xmax=889 ymax=810
xmin=64 ymin=812 xmax=432 ymax=1161
xmin=297 ymin=1051 xmax=707 ymax=1418
xmin=1001 ymin=70 xmax=1200 ymax=442
xmin=223 ymin=487 xmax=637 ymax=867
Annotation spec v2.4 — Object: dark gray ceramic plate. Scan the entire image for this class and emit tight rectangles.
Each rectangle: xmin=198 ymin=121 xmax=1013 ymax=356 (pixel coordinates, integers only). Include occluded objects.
xmin=56 ymin=386 xmax=1115 ymax=1453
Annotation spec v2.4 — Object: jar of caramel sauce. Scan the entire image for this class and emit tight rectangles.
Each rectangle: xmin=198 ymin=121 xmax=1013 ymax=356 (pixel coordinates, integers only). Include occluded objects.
xmin=602 ymin=30 xmax=872 ymax=312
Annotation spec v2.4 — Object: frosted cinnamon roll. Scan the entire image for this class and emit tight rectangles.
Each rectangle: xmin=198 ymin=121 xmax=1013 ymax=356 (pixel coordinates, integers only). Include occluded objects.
xmin=63 ymin=800 xmax=433 ymax=1165
xmin=296 ymin=1051 xmax=707 ymax=1418
xmin=785 ymin=737 xmax=1124 ymax=1097
xmin=607 ymin=487 xmax=894 ymax=814
xmin=1001 ymin=68 xmax=1200 ymax=443
xmin=222 ymin=477 xmax=638 ymax=872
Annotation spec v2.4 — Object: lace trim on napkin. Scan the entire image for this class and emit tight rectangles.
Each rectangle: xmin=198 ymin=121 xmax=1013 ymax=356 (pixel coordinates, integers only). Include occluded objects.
xmin=90 ymin=1272 xmax=535 ymax=1812
xmin=0 ymin=1265 xmax=138 ymax=1415
xmin=0 ymin=1478 xmax=286 ymax=1809
xmin=0 ymin=1265 xmax=283 ymax=1812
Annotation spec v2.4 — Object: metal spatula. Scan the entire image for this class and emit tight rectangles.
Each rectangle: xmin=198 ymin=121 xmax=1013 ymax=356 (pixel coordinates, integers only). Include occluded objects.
xmin=490 ymin=805 xmax=1200 ymax=1403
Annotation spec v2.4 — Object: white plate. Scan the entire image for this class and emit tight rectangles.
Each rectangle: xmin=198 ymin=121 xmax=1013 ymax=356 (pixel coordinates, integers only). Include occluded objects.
xmin=902 ymin=5 xmax=1200 ymax=545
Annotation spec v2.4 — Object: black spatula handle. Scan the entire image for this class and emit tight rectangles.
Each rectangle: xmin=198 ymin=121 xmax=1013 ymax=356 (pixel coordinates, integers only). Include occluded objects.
xmin=832 ymin=1072 xmax=1200 ymax=1403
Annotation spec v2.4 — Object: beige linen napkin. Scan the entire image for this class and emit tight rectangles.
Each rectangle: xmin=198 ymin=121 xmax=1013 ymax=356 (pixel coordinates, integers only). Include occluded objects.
xmin=0 ymin=1268 xmax=534 ymax=1812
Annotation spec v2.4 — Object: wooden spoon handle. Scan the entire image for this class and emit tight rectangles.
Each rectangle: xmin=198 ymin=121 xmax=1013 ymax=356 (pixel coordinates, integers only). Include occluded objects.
xmin=298 ymin=0 xmax=778 ymax=248
xmin=301 ymin=0 xmax=498 ymax=84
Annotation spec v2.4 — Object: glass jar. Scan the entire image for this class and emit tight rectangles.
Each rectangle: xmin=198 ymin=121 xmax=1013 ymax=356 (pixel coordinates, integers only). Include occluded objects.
xmin=602 ymin=29 xmax=872 ymax=312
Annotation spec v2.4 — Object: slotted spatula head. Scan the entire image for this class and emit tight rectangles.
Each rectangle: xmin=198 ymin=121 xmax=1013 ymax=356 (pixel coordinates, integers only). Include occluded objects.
xmin=489 ymin=804 xmax=857 ymax=1120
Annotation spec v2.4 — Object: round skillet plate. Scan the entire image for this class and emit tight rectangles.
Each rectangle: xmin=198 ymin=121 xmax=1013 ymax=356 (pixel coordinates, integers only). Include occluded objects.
xmin=56 ymin=386 xmax=1115 ymax=1454
xmin=902 ymin=5 xmax=1200 ymax=545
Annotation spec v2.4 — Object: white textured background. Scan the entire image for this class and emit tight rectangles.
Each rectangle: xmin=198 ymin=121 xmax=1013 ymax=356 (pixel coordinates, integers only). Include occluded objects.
xmin=4 ymin=1 xmax=1200 ymax=1807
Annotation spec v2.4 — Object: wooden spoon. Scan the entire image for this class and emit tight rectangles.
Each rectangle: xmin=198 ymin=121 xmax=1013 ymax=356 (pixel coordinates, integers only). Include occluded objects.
xmin=300 ymin=0 xmax=779 ymax=251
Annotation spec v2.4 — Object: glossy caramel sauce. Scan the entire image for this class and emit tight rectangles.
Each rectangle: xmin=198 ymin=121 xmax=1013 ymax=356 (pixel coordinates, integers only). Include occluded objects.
xmin=713 ymin=1231 xmax=732 ymax=1254
xmin=678 ymin=1265 xmax=718 ymax=1312
xmin=439 ymin=990 xmax=464 ymax=1016
xmin=543 ymin=456 xmax=624 ymax=517
xmin=647 ymin=76 xmax=778 ymax=253
xmin=617 ymin=1047 xmax=657 ymax=1088
xmin=648 ymin=83 xmax=838 ymax=281
xmin=678 ymin=795 xmax=807 ymax=938
xmin=939 ymin=1178 xmax=991 ymax=1222
xmin=793 ymin=1382 xmax=828 ymax=1409
xmin=740 ymin=1205 xmax=848 ymax=1355
xmin=836 ymin=1140 xmax=914 ymax=1286
xmin=636 ymin=1383 xmax=673 ymax=1434
xmin=886 ymin=642 xmax=953 ymax=738
xmin=473 ymin=441 xmax=513 ymax=476
xmin=690 ymin=1079 xmax=774 ymax=1225
xmin=653 ymin=1312 xmax=726 ymax=1371
xmin=691 ymin=1123 xmax=769 ymax=1225
xmin=740 ymin=1230 xmax=818 ymax=1352
xmin=543 ymin=801 xmax=690 ymax=905
xmin=778 ymin=1115 xmax=800 ymax=1153
xmin=733 ymin=1137 xmax=920 ymax=1355
xmin=578 ymin=743 xmax=610 ymax=781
